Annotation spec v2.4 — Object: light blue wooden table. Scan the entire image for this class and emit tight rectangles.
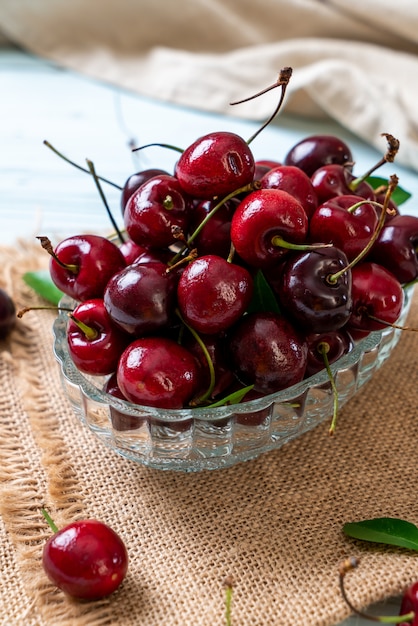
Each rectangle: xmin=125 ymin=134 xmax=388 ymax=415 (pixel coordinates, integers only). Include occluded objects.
xmin=1 ymin=45 xmax=414 ymax=625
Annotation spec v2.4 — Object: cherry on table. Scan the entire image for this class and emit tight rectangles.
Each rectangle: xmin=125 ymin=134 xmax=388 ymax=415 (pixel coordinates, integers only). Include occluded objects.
xmin=0 ymin=287 xmax=16 ymax=338
xmin=42 ymin=510 xmax=128 ymax=600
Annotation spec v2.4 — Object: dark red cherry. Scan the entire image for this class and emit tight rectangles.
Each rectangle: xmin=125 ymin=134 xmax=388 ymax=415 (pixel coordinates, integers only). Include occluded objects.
xmin=118 ymin=239 xmax=149 ymax=265
xmin=278 ymin=247 xmax=353 ymax=333
xmin=103 ymin=261 xmax=178 ymax=336
xmin=309 ymin=195 xmax=379 ymax=262
xmin=175 ymin=131 xmax=255 ymax=198
xmin=177 ymin=255 xmax=253 ymax=335
xmin=398 ymin=581 xmax=418 ymax=625
xmin=311 ymin=164 xmax=376 ymax=204
xmin=260 ymin=164 xmax=318 ymax=218
xmin=284 ymin=134 xmax=353 ymax=177
xmin=368 ymin=214 xmax=418 ymax=283
xmin=230 ymin=188 xmax=308 ymax=269
xmin=305 ymin=329 xmax=353 ymax=377
xmin=66 ymin=299 xmax=130 ymax=376
xmin=120 ymin=168 xmax=169 ymax=215
xmin=0 ymin=288 xmax=16 ymax=338
xmin=46 ymin=234 xmax=126 ymax=302
xmin=348 ymin=262 xmax=404 ymax=333
xmin=117 ymin=337 xmax=200 ymax=409
xmin=227 ymin=312 xmax=307 ymax=394
xmin=42 ymin=518 xmax=128 ymax=600
xmin=124 ymin=174 xmax=190 ymax=249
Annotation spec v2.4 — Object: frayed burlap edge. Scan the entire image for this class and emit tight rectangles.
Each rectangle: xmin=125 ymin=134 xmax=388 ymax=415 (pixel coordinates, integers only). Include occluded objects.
xmin=0 ymin=242 xmax=117 ymax=626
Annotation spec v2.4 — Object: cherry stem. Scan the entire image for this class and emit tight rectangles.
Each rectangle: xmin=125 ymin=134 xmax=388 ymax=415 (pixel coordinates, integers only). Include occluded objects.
xmin=16 ymin=305 xmax=72 ymax=319
xmin=68 ymin=313 xmax=99 ymax=340
xmin=169 ymin=181 xmax=260 ymax=265
xmin=328 ymin=175 xmax=399 ymax=284
xmin=131 ymin=142 xmax=184 ymax=154
xmin=271 ymin=236 xmax=332 ymax=252
xmin=166 ymin=249 xmax=198 ymax=273
xmin=339 ymin=557 xmax=415 ymax=623
xmin=175 ymin=309 xmax=216 ymax=405
xmin=367 ymin=314 xmax=418 ymax=333
xmin=37 ymin=236 xmax=79 ymax=274
xmin=86 ymin=159 xmax=125 ymax=244
xmin=317 ymin=342 xmax=339 ymax=435
xmin=349 ymin=133 xmax=400 ymax=190
xmin=41 ymin=508 xmax=59 ymax=534
xmin=43 ymin=140 xmax=122 ymax=190
xmin=224 ymin=576 xmax=234 ymax=626
xmin=230 ymin=67 xmax=293 ymax=146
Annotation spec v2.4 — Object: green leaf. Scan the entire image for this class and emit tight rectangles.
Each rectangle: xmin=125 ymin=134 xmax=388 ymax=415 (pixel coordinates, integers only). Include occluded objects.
xmin=22 ymin=271 xmax=63 ymax=305
xmin=246 ymin=269 xmax=280 ymax=315
xmin=207 ymin=385 xmax=254 ymax=408
xmin=343 ymin=517 xmax=418 ymax=551
xmin=366 ymin=176 xmax=412 ymax=206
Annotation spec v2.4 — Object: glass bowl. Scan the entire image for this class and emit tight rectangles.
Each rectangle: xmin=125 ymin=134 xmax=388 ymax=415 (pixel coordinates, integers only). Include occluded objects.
xmin=53 ymin=285 xmax=414 ymax=472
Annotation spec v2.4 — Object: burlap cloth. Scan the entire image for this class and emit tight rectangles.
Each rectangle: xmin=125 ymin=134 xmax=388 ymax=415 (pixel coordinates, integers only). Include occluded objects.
xmin=1 ymin=241 xmax=418 ymax=626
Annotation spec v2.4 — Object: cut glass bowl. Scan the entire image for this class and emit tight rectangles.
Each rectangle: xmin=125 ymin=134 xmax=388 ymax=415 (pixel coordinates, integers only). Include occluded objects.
xmin=53 ymin=285 xmax=414 ymax=472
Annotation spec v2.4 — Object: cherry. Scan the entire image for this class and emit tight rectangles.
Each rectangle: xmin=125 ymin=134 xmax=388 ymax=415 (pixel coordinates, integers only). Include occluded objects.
xmin=309 ymin=195 xmax=379 ymax=262
xmin=278 ymin=247 xmax=353 ymax=333
xmin=117 ymin=336 xmax=200 ymax=409
xmin=253 ymin=159 xmax=282 ymax=180
xmin=260 ymin=164 xmax=318 ymax=218
xmin=230 ymin=188 xmax=309 ymax=269
xmin=103 ymin=261 xmax=178 ymax=336
xmin=305 ymin=329 xmax=353 ymax=377
xmin=174 ymin=131 xmax=255 ymax=198
xmin=284 ymin=134 xmax=353 ymax=177
xmin=118 ymin=239 xmax=150 ymax=265
xmin=42 ymin=512 xmax=128 ymax=600
xmin=348 ymin=262 xmax=404 ymax=333
xmin=177 ymin=255 xmax=253 ymax=335
xmin=39 ymin=234 xmax=126 ymax=302
xmin=227 ymin=312 xmax=307 ymax=394
xmin=67 ymin=299 xmax=130 ymax=376
xmin=399 ymin=581 xmax=418 ymax=625
xmin=311 ymin=164 xmax=376 ymax=204
xmin=120 ymin=167 xmax=169 ymax=214
xmin=368 ymin=214 xmax=418 ymax=284
xmin=124 ymin=174 xmax=190 ymax=249
xmin=0 ymin=287 xmax=16 ymax=338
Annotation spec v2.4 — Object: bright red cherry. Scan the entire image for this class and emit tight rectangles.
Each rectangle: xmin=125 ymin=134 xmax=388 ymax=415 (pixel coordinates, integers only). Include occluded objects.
xmin=399 ymin=581 xmax=418 ymax=625
xmin=175 ymin=131 xmax=255 ymax=198
xmin=260 ymin=164 xmax=318 ymax=218
xmin=309 ymin=195 xmax=379 ymax=262
xmin=117 ymin=337 xmax=200 ymax=409
xmin=124 ymin=174 xmax=190 ymax=249
xmin=120 ymin=167 xmax=169 ymax=215
xmin=43 ymin=234 xmax=126 ymax=302
xmin=177 ymin=255 xmax=253 ymax=335
xmin=311 ymin=164 xmax=376 ymax=204
xmin=230 ymin=188 xmax=309 ymax=269
xmin=67 ymin=299 xmax=130 ymax=376
xmin=348 ymin=262 xmax=404 ymax=333
xmin=42 ymin=518 xmax=128 ymax=600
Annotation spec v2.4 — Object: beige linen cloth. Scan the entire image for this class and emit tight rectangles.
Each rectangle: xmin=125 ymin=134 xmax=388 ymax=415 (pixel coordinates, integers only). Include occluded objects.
xmin=1 ymin=0 xmax=418 ymax=171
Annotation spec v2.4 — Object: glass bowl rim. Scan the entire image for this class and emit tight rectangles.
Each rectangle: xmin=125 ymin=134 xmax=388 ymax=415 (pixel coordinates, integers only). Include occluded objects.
xmin=52 ymin=284 xmax=414 ymax=422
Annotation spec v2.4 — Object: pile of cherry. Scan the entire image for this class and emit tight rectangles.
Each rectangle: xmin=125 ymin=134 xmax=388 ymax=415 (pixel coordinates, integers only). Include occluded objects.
xmin=43 ymin=130 xmax=417 ymax=417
